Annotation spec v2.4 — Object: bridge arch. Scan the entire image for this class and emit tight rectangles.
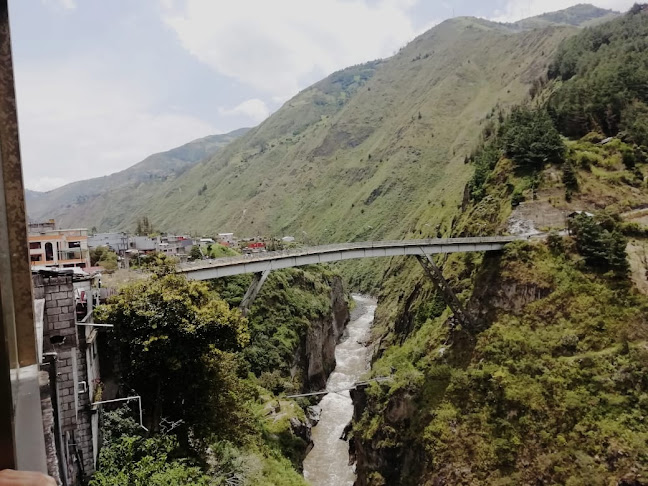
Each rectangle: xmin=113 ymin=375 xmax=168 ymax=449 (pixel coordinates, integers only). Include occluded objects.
xmin=177 ymin=236 xmax=529 ymax=327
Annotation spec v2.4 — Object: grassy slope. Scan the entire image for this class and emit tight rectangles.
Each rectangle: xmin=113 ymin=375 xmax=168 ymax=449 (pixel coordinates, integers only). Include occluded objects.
xmin=26 ymin=128 xmax=249 ymax=230
xmin=117 ymin=20 xmax=572 ymax=250
xmin=513 ymin=4 xmax=619 ymax=30
xmin=359 ymin=242 xmax=648 ymax=485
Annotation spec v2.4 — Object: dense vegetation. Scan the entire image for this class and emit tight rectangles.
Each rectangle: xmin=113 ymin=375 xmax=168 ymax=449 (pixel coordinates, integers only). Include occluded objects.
xmin=212 ymin=266 xmax=343 ymax=390
xmin=92 ymin=264 xmax=347 ymax=484
xmin=95 ymin=274 xmax=250 ymax=437
xmin=548 ymin=6 xmax=648 ymax=143
xmin=358 ymin=238 xmax=648 ymax=484
xmin=353 ymin=7 xmax=648 ymax=485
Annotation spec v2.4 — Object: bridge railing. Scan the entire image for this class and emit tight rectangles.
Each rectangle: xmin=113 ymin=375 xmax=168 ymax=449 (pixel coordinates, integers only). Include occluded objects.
xmin=178 ymin=236 xmax=527 ymax=273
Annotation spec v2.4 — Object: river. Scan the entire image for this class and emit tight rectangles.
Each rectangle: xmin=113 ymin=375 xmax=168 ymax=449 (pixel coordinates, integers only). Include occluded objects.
xmin=303 ymin=295 xmax=376 ymax=486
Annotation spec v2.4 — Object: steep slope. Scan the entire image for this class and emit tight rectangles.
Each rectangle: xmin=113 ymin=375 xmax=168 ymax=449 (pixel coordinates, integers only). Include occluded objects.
xmin=117 ymin=18 xmax=580 ymax=247
xmin=513 ymin=4 xmax=619 ymax=30
xmin=350 ymin=7 xmax=648 ymax=485
xmin=26 ymin=128 xmax=249 ymax=230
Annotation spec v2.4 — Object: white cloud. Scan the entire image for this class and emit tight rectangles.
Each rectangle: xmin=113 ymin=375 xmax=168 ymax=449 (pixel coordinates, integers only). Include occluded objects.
xmin=162 ymin=0 xmax=423 ymax=99
xmin=15 ymin=61 xmax=218 ymax=191
xmin=29 ymin=177 xmax=70 ymax=192
xmin=218 ymin=98 xmax=270 ymax=124
xmin=491 ymin=0 xmax=636 ymax=23
xmin=42 ymin=0 xmax=77 ymax=11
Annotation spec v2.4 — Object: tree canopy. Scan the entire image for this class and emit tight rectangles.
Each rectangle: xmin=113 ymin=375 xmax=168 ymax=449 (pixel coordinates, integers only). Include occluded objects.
xmin=548 ymin=7 xmax=648 ymax=140
xmin=569 ymin=213 xmax=630 ymax=276
xmin=90 ymin=246 xmax=118 ymax=272
xmin=500 ymin=107 xmax=565 ymax=170
xmin=95 ymin=274 xmax=249 ymax=434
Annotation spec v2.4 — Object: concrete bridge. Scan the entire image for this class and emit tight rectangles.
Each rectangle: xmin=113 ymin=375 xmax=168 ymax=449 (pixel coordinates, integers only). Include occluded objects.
xmin=178 ymin=236 xmax=529 ymax=325
xmin=178 ymin=236 xmax=526 ymax=280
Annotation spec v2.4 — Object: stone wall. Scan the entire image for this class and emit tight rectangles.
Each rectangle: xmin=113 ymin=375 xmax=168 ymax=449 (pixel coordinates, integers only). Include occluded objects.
xmin=33 ymin=274 xmax=96 ymax=484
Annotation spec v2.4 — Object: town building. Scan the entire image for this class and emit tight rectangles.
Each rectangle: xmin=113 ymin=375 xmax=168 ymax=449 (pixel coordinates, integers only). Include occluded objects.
xmin=159 ymin=235 xmax=193 ymax=260
xmin=217 ymin=232 xmax=236 ymax=246
xmin=199 ymin=237 xmax=215 ymax=248
xmin=87 ymin=232 xmax=129 ymax=255
xmin=28 ymin=221 xmax=91 ymax=269
xmin=128 ymin=235 xmax=159 ymax=253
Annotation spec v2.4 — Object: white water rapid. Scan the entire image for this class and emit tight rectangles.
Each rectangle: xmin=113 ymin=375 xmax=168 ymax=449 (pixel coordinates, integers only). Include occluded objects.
xmin=303 ymin=295 xmax=376 ymax=486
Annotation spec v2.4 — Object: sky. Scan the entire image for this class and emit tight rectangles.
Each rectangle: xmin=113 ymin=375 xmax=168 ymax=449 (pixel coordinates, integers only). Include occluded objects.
xmin=10 ymin=0 xmax=636 ymax=191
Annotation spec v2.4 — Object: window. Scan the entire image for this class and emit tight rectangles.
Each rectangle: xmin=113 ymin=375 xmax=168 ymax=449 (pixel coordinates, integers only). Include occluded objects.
xmin=68 ymin=241 xmax=81 ymax=248
xmin=30 ymin=255 xmax=42 ymax=262
xmin=29 ymin=241 xmax=41 ymax=249
xmin=45 ymin=242 xmax=53 ymax=261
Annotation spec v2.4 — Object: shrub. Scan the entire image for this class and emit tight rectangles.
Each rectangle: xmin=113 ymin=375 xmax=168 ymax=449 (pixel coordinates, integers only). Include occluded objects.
xmin=569 ymin=213 xmax=629 ymax=276
xmin=562 ymin=162 xmax=579 ymax=190
xmin=621 ymin=146 xmax=637 ymax=169
xmin=546 ymin=231 xmax=564 ymax=254
xmin=511 ymin=188 xmax=525 ymax=207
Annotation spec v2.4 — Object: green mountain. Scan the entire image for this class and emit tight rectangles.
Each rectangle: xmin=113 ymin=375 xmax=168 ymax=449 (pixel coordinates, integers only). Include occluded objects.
xmin=26 ymin=128 xmax=249 ymax=230
xmin=105 ymin=19 xmax=580 ymax=242
xmin=27 ymin=5 xmax=615 ymax=245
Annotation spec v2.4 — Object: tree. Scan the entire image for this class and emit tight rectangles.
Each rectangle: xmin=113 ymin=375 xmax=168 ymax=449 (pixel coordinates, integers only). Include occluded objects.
xmin=138 ymin=252 xmax=178 ymax=275
xmin=135 ymin=216 xmax=153 ymax=236
xmin=562 ymin=161 xmax=579 ymax=201
xmin=569 ymin=213 xmax=629 ymax=276
xmin=95 ymin=274 xmax=249 ymax=434
xmin=90 ymin=434 xmax=211 ymax=486
xmin=189 ymin=245 xmax=203 ymax=261
xmin=562 ymin=162 xmax=578 ymax=190
xmin=501 ymin=107 xmax=565 ymax=170
xmin=90 ymin=246 xmax=118 ymax=273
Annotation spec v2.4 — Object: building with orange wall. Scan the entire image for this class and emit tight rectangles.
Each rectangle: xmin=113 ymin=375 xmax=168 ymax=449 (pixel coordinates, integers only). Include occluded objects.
xmin=28 ymin=220 xmax=91 ymax=269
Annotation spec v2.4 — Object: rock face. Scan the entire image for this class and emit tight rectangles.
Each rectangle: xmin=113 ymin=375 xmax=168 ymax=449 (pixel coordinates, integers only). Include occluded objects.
xmin=350 ymin=252 xmax=561 ymax=485
xmin=293 ymin=276 xmax=351 ymax=390
xmin=351 ymin=386 xmax=425 ymax=486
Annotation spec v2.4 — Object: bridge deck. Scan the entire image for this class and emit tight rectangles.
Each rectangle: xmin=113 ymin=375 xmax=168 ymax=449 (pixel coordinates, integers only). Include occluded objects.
xmin=178 ymin=236 xmax=527 ymax=280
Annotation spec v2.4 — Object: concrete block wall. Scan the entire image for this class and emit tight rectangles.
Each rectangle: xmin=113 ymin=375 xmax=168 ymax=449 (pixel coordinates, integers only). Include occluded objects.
xmin=39 ymin=370 xmax=62 ymax=485
xmin=75 ymin=340 xmax=95 ymax=473
xmin=40 ymin=276 xmax=78 ymax=350
xmin=33 ymin=274 xmax=97 ymax=483
xmin=56 ymin=351 xmax=77 ymax=433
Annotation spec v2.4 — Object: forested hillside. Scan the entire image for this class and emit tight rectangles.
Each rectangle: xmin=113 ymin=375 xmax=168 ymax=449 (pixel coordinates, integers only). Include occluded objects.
xmin=352 ymin=6 xmax=648 ymax=484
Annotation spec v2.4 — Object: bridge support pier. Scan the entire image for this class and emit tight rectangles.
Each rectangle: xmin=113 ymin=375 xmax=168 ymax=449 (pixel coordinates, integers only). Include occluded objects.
xmin=415 ymin=251 xmax=472 ymax=328
xmin=239 ymin=269 xmax=271 ymax=316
